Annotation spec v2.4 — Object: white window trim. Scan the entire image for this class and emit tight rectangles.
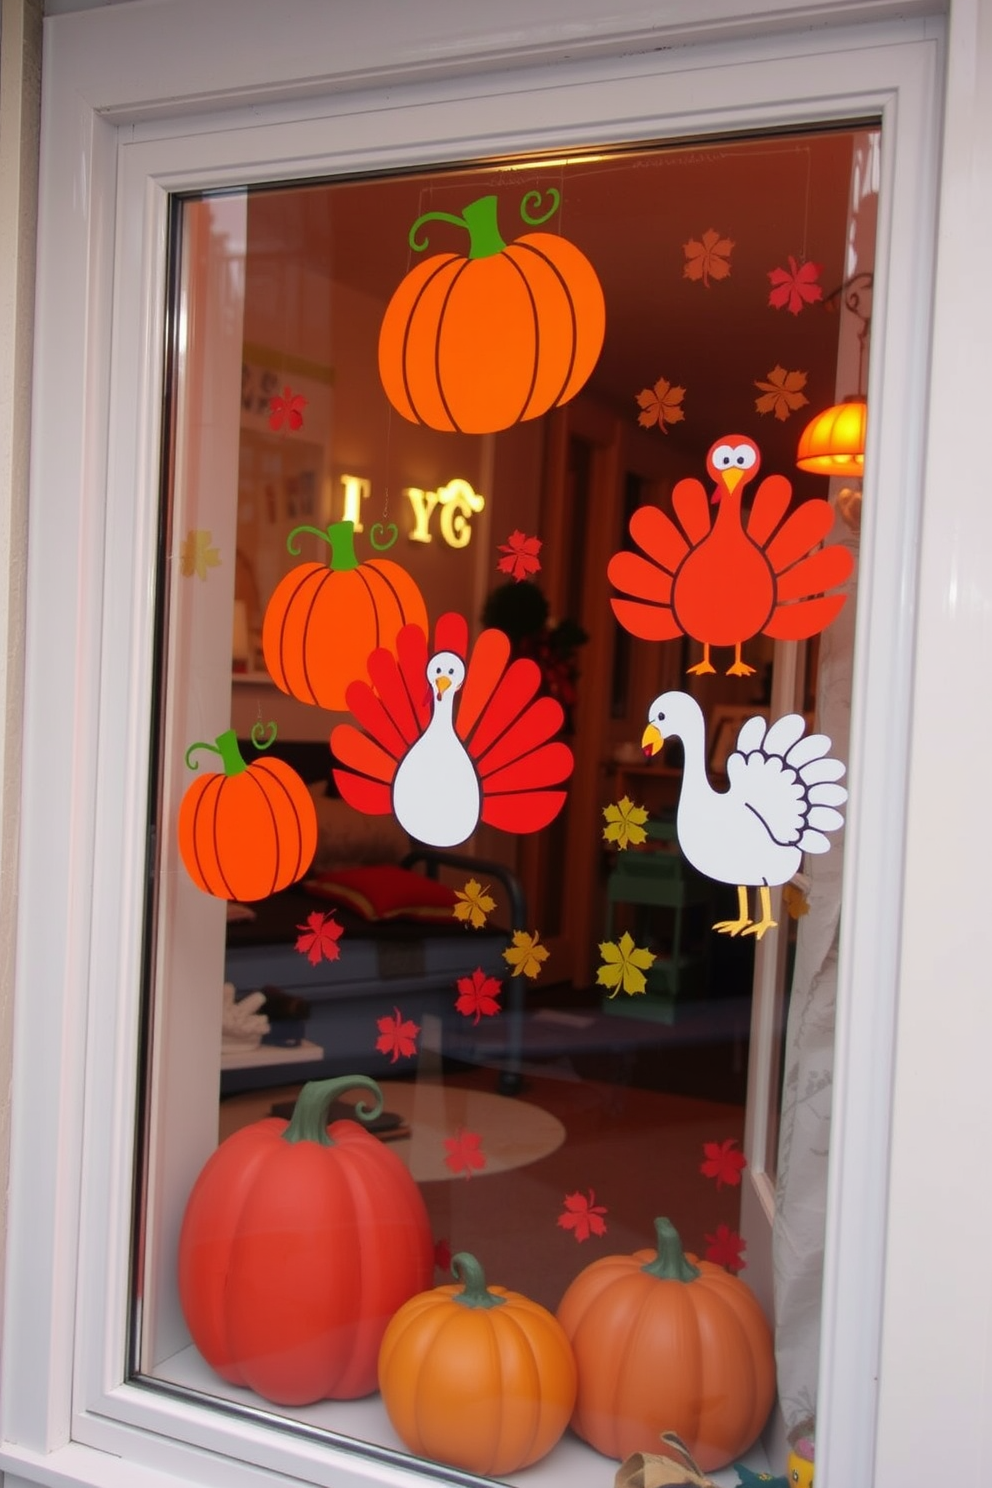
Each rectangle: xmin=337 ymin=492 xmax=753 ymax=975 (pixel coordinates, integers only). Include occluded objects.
xmin=8 ymin=4 xmax=988 ymax=1487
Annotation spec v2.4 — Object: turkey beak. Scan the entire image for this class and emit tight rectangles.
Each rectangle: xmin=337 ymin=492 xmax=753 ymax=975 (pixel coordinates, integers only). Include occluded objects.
xmin=436 ymin=676 xmax=452 ymax=700
xmin=641 ymin=722 xmax=664 ymax=759
xmin=722 ymin=467 xmax=743 ymax=494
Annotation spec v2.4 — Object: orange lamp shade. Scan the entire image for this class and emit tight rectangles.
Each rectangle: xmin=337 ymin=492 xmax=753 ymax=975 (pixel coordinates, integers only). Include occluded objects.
xmin=796 ymin=399 xmax=867 ymax=477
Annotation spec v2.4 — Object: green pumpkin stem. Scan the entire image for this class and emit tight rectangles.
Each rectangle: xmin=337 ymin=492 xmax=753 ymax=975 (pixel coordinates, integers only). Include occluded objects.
xmin=184 ymin=729 xmax=248 ymax=776
xmin=641 ymin=1217 xmax=702 ymax=1283
xmin=286 ymin=520 xmax=360 ymax=570
xmin=281 ymin=1076 xmax=384 ymax=1147
xmin=450 ymin=1252 xmax=506 ymax=1309
xmin=409 ymin=195 xmax=507 ymax=260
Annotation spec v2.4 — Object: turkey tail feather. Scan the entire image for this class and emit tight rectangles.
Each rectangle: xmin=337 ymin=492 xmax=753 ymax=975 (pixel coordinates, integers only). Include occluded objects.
xmin=763 ymin=593 xmax=846 ymax=640
xmin=481 ymin=789 xmax=568 ymax=834
xmin=395 ymin=624 xmax=433 ymax=731
xmin=483 ymin=741 xmax=574 ymax=796
xmin=330 ymin=722 xmax=398 ymax=786
xmin=434 ymin=611 xmax=469 ymax=659
xmin=627 ymin=504 xmax=690 ymax=571
xmin=364 ymin=649 xmax=423 ymax=747
xmin=333 ymin=770 xmax=394 ymax=816
xmin=607 ymin=551 xmax=675 ymax=605
xmin=475 ymin=694 xmax=566 ymax=777
xmin=455 ymin=628 xmax=511 ymax=741
xmin=745 ymin=473 xmax=793 ymax=546
xmin=765 ymin=499 xmax=838 ymax=570
xmin=343 ymin=676 xmax=411 ymax=759
xmin=774 ymin=544 xmax=853 ymax=603
xmin=610 ymin=596 xmax=683 ymax=641
xmin=671 ymin=477 xmax=712 ymax=545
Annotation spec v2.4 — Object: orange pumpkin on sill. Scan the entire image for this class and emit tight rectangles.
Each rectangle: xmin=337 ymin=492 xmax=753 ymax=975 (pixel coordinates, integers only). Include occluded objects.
xmin=378 ymin=189 xmax=606 ymax=434
xmin=556 ymin=1216 xmax=775 ymax=1472
xmin=378 ymin=1251 xmax=577 ymax=1476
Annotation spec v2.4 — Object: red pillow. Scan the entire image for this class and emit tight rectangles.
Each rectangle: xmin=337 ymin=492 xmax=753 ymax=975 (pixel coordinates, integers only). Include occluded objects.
xmin=303 ymin=865 xmax=457 ymax=923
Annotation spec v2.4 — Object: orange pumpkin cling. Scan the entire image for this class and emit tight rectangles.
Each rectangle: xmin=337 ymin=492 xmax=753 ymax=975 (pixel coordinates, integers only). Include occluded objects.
xmin=178 ymin=1076 xmax=434 ymax=1406
xmin=262 ymin=519 xmax=428 ymax=711
xmin=378 ymin=1251 xmax=577 ymax=1476
xmin=177 ymin=724 xmax=317 ymax=901
xmin=556 ymin=1216 xmax=775 ymax=1472
xmin=378 ymin=189 xmax=606 ymax=434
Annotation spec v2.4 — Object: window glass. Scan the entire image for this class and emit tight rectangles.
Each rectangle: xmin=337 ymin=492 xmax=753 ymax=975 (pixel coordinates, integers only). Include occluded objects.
xmin=136 ymin=130 xmax=876 ymax=1485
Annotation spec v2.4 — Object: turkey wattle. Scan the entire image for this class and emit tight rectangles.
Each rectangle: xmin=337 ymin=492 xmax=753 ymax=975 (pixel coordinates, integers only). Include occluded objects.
xmin=641 ymin=690 xmax=847 ymax=939
xmin=331 ymin=612 xmax=574 ymax=849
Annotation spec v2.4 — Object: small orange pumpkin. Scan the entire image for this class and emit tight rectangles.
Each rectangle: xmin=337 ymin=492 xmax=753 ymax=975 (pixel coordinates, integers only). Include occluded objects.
xmin=262 ymin=520 xmax=427 ymax=712
xmin=378 ymin=189 xmax=605 ymax=434
xmin=378 ymin=1252 xmax=577 ymax=1476
xmin=556 ymin=1216 xmax=775 ymax=1472
xmin=178 ymin=724 xmax=317 ymax=900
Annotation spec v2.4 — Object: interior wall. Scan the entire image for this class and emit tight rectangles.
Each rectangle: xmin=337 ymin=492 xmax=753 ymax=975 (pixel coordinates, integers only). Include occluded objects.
xmin=0 ymin=0 xmax=42 ymax=1351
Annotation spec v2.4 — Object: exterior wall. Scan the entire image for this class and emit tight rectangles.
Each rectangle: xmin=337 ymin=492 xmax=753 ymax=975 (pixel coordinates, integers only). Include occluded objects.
xmin=0 ymin=0 xmax=42 ymax=1345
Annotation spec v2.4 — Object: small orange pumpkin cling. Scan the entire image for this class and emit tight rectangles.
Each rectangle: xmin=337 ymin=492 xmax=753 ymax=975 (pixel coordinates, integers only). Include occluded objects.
xmin=178 ymin=1076 xmax=434 ymax=1406
xmin=178 ymin=722 xmax=317 ymax=901
xmin=262 ymin=519 xmax=428 ymax=711
xmin=378 ymin=1251 xmax=578 ymax=1476
xmin=556 ymin=1216 xmax=775 ymax=1472
xmin=377 ymin=189 xmax=606 ymax=434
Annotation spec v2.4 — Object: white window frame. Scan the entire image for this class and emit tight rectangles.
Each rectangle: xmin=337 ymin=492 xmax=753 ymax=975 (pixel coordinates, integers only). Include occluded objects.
xmin=7 ymin=4 xmax=987 ymax=1488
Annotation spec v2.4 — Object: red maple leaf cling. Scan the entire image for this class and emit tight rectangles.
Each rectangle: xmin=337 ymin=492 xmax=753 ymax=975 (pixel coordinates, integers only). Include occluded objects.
xmin=443 ymin=1128 xmax=487 ymax=1179
xmin=496 ymin=530 xmax=543 ymax=582
xmin=557 ymin=1189 xmax=609 ymax=1242
xmin=294 ymin=910 xmax=343 ymax=966
xmin=268 ymin=385 xmax=307 ymax=431
xmin=374 ymin=1006 xmax=420 ymax=1063
xmin=704 ymin=1222 xmax=747 ymax=1273
xmin=454 ymin=968 xmax=503 ymax=1024
xmin=700 ymin=1137 xmax=748 ymax=1189
xmin=767 ymin=256 xmax=824 ymax=315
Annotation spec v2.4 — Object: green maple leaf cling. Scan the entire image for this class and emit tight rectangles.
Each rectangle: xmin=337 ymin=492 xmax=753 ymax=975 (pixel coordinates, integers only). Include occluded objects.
xmin=596 ymin=931 xmax=656 ymax=997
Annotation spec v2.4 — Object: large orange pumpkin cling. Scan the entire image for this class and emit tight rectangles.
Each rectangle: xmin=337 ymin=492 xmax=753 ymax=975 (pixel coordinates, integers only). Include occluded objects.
xmin=556 ymin=1216 xmax=775 ymax=1472
xmin=262 ymin=519 xmax=428 ymax=711
xmin=378 ymin=1251 xmax=577 ymax=1476
xmin=177 ymin=722 xmax=317 ymax=901
xmin=378 ymin=189 xmax=606 ymax=434
xmin=178 ymin=1076 xmax=434 ymax=1406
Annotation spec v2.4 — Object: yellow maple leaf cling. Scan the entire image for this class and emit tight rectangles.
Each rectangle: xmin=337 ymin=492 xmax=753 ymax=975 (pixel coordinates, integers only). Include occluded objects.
xmin=683 ymin=228 xmax=735 ymax=288
xmin=502 ymin=929 xmax=550 ymax=980
xmin=602 ymin=796 xmax=649 ymax=851
xmin=635 ymin=377 xmax=686 ymax=434
xmin=453 ymin=878 xmax=497 ymax=930
xmin=596 ymin=932 xmax=657 ymax=998
xmin=180 ymin=529 xmax=221 ymax=580
xmin=783 ymin=883 xmax=811 ymax=919
xmin=754 ymin=365 xmax=810 ymax=422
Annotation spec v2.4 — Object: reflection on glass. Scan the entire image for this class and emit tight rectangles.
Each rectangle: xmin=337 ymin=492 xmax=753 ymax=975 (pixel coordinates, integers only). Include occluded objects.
xmin=135 ymin=128 xmax=877 ymax=1484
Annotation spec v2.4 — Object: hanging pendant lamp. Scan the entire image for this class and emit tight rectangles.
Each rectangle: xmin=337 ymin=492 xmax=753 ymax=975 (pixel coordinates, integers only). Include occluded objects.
xmin=796 ymin=396 xmax=867 ymax=477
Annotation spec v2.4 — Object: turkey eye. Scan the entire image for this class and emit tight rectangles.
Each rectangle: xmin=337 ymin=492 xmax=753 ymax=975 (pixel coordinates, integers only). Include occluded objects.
xmin=712 ymin=443 xmax=735 ymax=469
xmin=448 ymin=667 xmax=454 ymax=675
xmin=732 ymin=444 xmax=758 ymax=470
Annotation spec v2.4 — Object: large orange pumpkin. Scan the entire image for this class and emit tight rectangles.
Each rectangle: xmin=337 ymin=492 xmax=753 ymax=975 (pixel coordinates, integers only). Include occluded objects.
xmin=262 ymin=520 xmax=427 ymax=711
xmin=177 ymin=725 xmax=317 ymax=901
xmin=556 ymin=1217 xmax=775 ymax=1472
xmin=378 ymin=1252 xmax=577 ymax=1476
xmin=378 ymin=189 xmax=605 ymax=434
xmin=178 ymin=1076 xmax=434 ymax=1406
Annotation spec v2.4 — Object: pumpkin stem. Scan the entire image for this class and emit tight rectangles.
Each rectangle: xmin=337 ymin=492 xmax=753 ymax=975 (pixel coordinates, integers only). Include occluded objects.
xmin=184 ymin=729 xmax=248 ymax=776
xmin=409 ymin=195 xmax=507 ymax=261
xmin=640 ymin=1217 xmax=702 ymax=1283
xmin=450 ymin=1252 xmax=506 ymax=1310
xmin=281 ymin=1076 xmax=385 ymax=1147
xmin=286 ymin=520 xmax=361 ymax=571
xmin=520 ymin=187 xmax=560 ymax=227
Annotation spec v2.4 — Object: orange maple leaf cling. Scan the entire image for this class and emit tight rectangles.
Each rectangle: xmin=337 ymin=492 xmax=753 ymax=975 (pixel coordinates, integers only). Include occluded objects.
xmin=443 ymin=1128 xmax=487 ymax=1179
xmin=754 ymin=365 xmax=810 ymax=421
xmin=703 ymin=1222 xmax=747 ymax=1272
xmin=453 ymin=878 xmax=497 ymax=929
xmin=496 ymin=530 xmax=543 ymax=583
xmin=767 ymin=256 xmax=824 ymax=315
xmin=294 ymin=910 xmax=343 ymax=966
xmin=454 ymin=968 xmax=503 ymax=1024
xmin=683 ymin=228 xmax=734 ymax=288
xmin=374 ymin=1006 xmax=420 ymax=1063
xmin=502 ymin=929 xmax=550 ymax=979
xmin=700 ymin=1137 xmax=748 ymax=1189
xmin=635 ymin=377 xmax=686 ymax=434
xmin=557 ymin=1189 xmax=609 ymax=1242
